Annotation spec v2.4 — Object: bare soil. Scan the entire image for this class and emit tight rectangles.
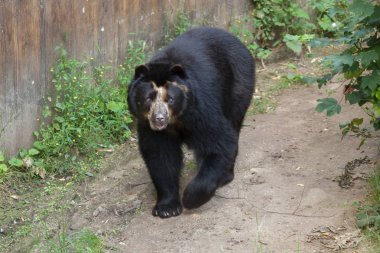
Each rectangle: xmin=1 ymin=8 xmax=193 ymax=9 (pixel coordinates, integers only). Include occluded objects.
xmin=64 ymin=59 xmax=380 ymax=253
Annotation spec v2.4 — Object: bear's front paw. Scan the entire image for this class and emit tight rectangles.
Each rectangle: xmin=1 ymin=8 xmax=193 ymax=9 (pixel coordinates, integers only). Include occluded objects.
xmin=152 ymin=199 xmax=183 ymax=218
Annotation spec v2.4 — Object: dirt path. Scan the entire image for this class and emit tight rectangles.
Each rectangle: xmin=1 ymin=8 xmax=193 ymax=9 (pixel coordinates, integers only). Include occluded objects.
xmin=68 ymin=71 xmax=379 ymax=252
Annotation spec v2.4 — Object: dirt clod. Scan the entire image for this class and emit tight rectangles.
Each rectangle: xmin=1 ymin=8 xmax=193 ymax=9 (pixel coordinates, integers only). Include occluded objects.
xmin=337 ymin=156 xmax=372 ymax=189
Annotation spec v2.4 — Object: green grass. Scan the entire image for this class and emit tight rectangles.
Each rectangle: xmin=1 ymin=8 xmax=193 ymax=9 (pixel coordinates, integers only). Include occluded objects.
xmin=356 ymin=166 xmax=380 ymax=252
xmin=45 ymin=228 xmax=103 ymax=253
xmin=0 ymin=178 xmax=103 ymax=253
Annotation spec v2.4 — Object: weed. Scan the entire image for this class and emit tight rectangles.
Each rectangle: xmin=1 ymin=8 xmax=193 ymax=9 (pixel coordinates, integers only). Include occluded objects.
xmin=230 ymin=16 xmax=271 ymax=60
xmin=117 ymin=39 xmax=147 ymax=87
xmin=163 ymin=11 xmax=192 ymax=43
xmin=0 ymin=40 xmax=146 ymax=179
xmin=44 ymin=228 xmax=103 ymax=253
xmin=308 ymin=0 xmax=350 ymax=37
xmin=356 ymin=166 xmax=380 ymax=252
xmin=250 ymin=96 xmax=277 ymax=115
xmin=0 ymin=41 xmax=147 ymax=251
xmin=0 ymin=151 xmax=8 ymax=174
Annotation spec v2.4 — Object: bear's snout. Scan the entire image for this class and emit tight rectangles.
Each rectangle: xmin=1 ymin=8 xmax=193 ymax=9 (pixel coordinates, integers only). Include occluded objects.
xmin=152 ymin=112 xmax=168 ymax=130
xmin=149 ymin=103 xmax=169 ymax=131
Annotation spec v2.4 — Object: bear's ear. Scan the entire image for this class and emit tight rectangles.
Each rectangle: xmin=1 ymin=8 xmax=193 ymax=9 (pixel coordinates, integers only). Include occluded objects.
xmin=134 ymin=64 xmax=149 ymax=79
xmin=170 ymin=64 xmax=187 ymax=79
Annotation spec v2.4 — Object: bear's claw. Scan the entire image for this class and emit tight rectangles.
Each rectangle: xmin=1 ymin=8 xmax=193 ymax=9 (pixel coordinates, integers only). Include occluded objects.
xmin=152 ymin=200 xmax=183 ymax=218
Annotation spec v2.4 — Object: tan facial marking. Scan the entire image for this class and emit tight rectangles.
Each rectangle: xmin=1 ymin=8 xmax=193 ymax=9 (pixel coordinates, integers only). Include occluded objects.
xmin=170 ymin=81 xmax=189 ymax=93
xmin=147 ymin=82 xmax=171 ymax=130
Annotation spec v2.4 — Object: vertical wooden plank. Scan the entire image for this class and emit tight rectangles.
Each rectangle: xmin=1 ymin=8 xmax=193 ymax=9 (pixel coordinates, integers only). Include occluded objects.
xmin=0 ymin=0 xmax=14 ymax=153
xmin=0 ymin=0 xmax=43 ymax=156
xmin=114 ymin=0 xmax=127 ymax=65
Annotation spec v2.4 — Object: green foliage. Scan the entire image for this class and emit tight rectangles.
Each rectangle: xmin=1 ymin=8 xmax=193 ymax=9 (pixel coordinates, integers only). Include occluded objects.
xmin=1 ymin=41 xmax=146 ymax=178
xmin=174 ymin=11 xmax=191 ymax=37
xmin=164 ymin=11 xmax=192 ymax=43
xmin=283 ymin=34 xmax=315 ymax=55
xmin=45 ymin=49 xmax=131 ymax=155
xmin=251 ymin=0 xmax=314 ymax=47
xmin=116 ymin=40 xmax=147 ymax=87
xmin=0 ymin=151 xmax=8 ymax=174
xmin=231 ymin=0 xmax=315 ymax=59
xmin=308 ymin=0 xmax=350 ymax=36
xmin=47 ymin=228 xmax=103 ymax=253
xmin=356 ymin=166 xmax=380 ymax=250
xmin=316 ymin=98 xmax=342 ymax=116
xmin=230 ymin=17 xmax=272 ymax=60
xmin=339 ymin=118 xmax=371 ymax=149
xmin=312 ymin=0 xmax=380 ymax=135
xmin=283 ymin=0 xmax=349 ymax=54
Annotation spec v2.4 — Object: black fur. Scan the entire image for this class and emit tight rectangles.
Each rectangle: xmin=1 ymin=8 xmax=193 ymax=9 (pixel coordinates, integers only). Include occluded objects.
xmin=128 ymin=27 xmax=255 ymax=218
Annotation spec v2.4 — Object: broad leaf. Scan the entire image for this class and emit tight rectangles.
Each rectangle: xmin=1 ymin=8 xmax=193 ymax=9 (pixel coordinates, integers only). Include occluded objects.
xmin=0 ymin=164 xmax=8 ymax=173
xmin=349 ymin=0 xmax=374 ymax=19
xmin=107 ymin=101 xmax=125 ymax=113
xmin=33 ymin=141 xmax=45 ymax=150
xmin=316 ymin=98 xmax=342 ymax=116
xmin=352 ymin=118 xmax=364 ymax=126
xmin=346 ymin=91 xmax=364 ymax=104
xmin=367 ymin=6 xmax=380 ymax=25
xmin=294 ymin=8 xmax=310 ymax=20
xmin=362 ymin=70 xmax=380 ymax=91
xmin=54 ymin=116 xmax=65 ymax=123
xmin=284 ymin=35 xmax=302 ymax=54
xmin=28 ymin=148 xmax=40 ymax=156
xmin=356 ymin=50 xmax=379 ymax=66
xmin=9 ymin=158 xmax=23 ymax=168
xmin=317 ymin=73 xmax=336 ymax=88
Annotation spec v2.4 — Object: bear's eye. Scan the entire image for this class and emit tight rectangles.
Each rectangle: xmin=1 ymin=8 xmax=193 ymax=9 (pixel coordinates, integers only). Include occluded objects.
xmin=168 ymin=97 xmax=174 ymax=105
xmin=145 ymin=97 xmax=152 ymax=103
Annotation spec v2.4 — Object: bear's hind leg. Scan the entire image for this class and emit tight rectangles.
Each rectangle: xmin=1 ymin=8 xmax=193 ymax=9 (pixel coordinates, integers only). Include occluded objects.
xmin=182 ymin=135 xmax=238 ymax=209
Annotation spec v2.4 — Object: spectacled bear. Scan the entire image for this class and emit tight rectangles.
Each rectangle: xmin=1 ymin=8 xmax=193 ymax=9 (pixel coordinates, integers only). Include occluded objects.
xmin=127 ymin=27 xmax=255 ymax=218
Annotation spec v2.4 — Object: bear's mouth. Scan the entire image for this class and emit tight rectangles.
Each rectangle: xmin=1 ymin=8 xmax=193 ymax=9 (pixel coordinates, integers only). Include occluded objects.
xmin=154 ymin=121 xmax=168 ymax=130
xmin=149 ymin=118 xmax=168 ymax=131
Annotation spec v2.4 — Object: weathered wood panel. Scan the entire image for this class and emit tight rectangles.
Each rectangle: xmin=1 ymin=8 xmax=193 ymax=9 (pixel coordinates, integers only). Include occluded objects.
xmin=0 ymin=0 xmax=250 ymax=156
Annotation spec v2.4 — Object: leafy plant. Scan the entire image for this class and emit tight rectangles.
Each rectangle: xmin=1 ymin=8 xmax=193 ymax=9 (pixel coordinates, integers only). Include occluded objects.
xmin=231 ymin=1 xmax=315 ymax=60
xmin=163 ymin=11 xmax=192 ymax=43
xmin=315 ymin=97 xmax=342 ymax=116
xmin=45 ymin=228 xmax=103 ymax=253
xmin=0 ymin=151 xmax=8 ymax=174
xmin=312 ymin=0 xmax=380 ymax=139
xmin=308 ymin=0 xmax=350 ymax=36
xmin=230 ymin=17 xmax=271 ymax=60
xmin=250 ymin=0 xmax=314 ymax=48
xmin=1 ymin=41 xmax=146 ymax=178
xmin=283 ymin=34 xmax=315 ymax=55
xmin=356 ymin=166 xmax=380 ymax=250
xmin=117 ymin=40 xmax=147 ymax=87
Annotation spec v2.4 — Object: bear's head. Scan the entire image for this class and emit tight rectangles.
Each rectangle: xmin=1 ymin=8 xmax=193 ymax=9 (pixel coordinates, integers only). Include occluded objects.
xmin=127 ymin=63 xmax=189 ymax=131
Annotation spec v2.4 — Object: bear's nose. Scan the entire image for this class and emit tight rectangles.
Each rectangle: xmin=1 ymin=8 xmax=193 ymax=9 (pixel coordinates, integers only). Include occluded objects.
xmin=156 ymin=114 xmax=165 ymax=123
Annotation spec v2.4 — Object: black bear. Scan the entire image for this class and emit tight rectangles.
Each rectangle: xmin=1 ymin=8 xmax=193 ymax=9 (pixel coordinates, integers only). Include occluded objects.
xmin=127 ymin=27 xmax=255 ymax=218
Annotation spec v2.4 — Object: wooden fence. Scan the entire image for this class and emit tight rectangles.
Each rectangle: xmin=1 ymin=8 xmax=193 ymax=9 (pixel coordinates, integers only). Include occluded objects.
xmin=0 ymin=0 xmax=250 ymax=156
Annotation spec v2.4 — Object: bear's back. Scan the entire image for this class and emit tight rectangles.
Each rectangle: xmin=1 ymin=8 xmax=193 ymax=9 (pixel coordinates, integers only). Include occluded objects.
xmin=150 ymin=27 xmax=255 ymax=130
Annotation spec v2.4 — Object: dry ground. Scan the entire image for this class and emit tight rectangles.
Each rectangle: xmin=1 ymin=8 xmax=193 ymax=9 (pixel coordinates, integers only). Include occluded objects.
xmin=65 ymin=60 xmax=379 ymax=253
